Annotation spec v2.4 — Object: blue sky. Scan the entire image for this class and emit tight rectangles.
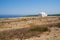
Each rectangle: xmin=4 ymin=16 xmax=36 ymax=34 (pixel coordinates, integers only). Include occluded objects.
xmin=0 ymin=0 xmax=60 ymax=15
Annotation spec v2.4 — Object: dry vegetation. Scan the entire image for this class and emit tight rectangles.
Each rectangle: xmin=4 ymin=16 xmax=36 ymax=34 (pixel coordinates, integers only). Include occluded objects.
xmin=0 ymin=16 xmax=60 ymax=40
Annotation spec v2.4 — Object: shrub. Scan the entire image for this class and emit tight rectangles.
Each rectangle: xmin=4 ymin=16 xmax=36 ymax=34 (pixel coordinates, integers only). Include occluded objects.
xmin=29 ymin=24 xmax=49 ymax=32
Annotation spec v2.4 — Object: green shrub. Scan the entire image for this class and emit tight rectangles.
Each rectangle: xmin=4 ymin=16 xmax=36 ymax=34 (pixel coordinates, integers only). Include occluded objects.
xmin=29 ymin=26 xmax=49 ymax=32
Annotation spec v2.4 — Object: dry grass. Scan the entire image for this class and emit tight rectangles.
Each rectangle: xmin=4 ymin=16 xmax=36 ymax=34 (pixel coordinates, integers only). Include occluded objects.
xmin=0 ymin=25 xmax=49 ymax=40
xmin=0 ymin=16 xmax=60 ymax=40
xmin=55 ymin=23 xmax=60 ymax=28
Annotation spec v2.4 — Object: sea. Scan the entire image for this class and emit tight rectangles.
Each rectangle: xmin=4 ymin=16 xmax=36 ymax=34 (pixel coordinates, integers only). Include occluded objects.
xmin=0 ymin=14 xmax=60 ymax=18
xmin=0 ymin=15 xmax=23 ymax=18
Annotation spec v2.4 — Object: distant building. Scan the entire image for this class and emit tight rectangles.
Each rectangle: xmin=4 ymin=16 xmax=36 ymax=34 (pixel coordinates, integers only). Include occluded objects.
xmin=39 ymin=12 xmax=47 ymax=17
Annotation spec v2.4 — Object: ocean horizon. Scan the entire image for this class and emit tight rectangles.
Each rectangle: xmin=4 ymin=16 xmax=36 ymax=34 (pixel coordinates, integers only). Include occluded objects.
xmin=0 ymin=15 xmax=23 ymax=18
xmin=0 ymin=14 xmax=60 ymax=18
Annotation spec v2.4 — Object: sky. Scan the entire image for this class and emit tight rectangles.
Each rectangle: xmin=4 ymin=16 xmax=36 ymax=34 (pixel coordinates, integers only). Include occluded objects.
xmin=0 ymin=0 xmax=60 ymax=15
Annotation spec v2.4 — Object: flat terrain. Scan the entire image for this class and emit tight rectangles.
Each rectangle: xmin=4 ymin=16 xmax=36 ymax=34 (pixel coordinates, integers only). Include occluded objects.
xmin=0 ymin=16 xmax=60 ymax=40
